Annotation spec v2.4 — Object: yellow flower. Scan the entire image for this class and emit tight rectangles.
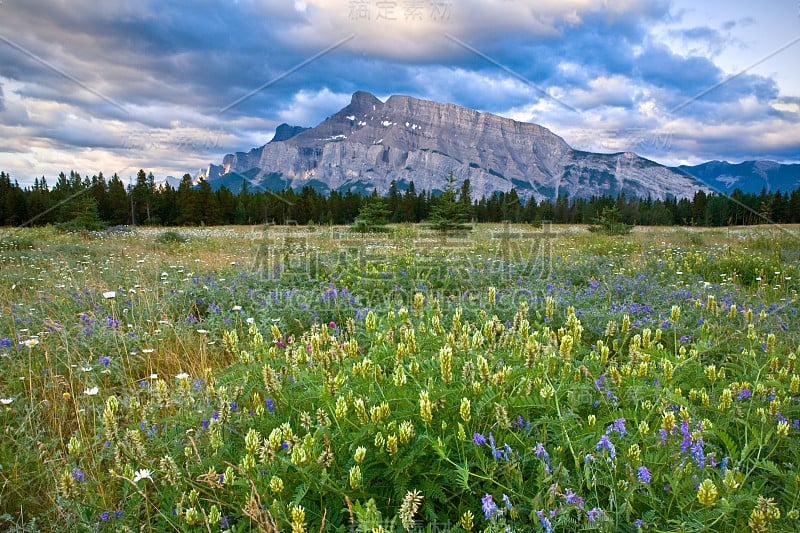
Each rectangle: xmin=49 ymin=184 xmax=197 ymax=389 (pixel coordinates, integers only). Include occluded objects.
xmin=349 ymin=465 xmax=362 ymax=489
xmin=460 ymin=510 xmax=474 ymax=531
xmin=460 ymin=398 xmax=471 ymax=422
xmin=354 ymin=446 xmax=366 ymax=464
xmin=290 ymin=505 xmax=306 ymax=533
xmin=697 ymin=479 xmax=718 ymax=506
xmin=269 ymin=475 xmax=284 ymax=493
xmin=419 ymin=391 xmax=433 ymax=423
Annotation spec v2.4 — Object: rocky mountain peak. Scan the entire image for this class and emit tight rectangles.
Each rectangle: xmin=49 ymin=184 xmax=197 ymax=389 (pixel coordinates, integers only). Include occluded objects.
xmin=269 ymin=123 xmax=309 ymax=143
xmin=348 ymin=90 xmax=384 ymax=113
xmin=201 ymin=90 xmax=711 ymax=201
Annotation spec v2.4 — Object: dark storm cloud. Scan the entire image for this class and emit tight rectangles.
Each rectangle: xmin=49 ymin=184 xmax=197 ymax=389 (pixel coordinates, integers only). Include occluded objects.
xmin=0 ymin=0 xmax=796 ymax=183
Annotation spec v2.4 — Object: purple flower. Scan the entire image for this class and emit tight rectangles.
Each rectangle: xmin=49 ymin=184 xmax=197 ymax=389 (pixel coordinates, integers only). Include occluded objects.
xmin=488 ymin=433 xmax=501 ymax=459
xmin=98 ymin=355 xmax=110 ymax=365
xmin=607 ymin=418 xmax=627 ymax=437
xmin=737 ymin=389 xmax=751 ymax=400
xmin=564 ymin=488 xmax=584 ymax=508
xmin=587 ymin=507 xmax=604 ymax=523
xmin=101 ymin=511 xmax=109 ymax=521
xmin=536 ymin=510 xmax=554 ymax=533
xmin=595 ymin=435 xmax=616 ymax=458
xmin=634 ymin=518 xmax=644 ymax=529
xmin=637 ymin=466 xmax=652 ymax=484
xmin=266 ymin=398 xmax=275 ymax=413
xmin=502 ymin=494 xmax=512 ymax=510
xmin=534 ymin=442 xmax=549 ymax=460
xmin=473 ymin=433 xmax=486 ymax=446
xmin=482 ymin=494 xmax=498 ymax=520
xmin=71 ymin=467 xmax=85 ymax=482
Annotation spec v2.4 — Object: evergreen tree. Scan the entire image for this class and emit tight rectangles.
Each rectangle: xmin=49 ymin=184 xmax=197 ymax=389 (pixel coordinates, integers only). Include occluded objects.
xmin=427 ymin=172 xmax=471 ymax=233
xmin=352 ymin=194 xmax=390 ymax=232
xmin=176 ymin=174 xmax=197 ymax=225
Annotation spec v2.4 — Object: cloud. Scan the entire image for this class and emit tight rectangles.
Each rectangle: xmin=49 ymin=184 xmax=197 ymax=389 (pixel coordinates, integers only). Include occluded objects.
xmin=276 ymin=88 xmax=352 ymax=126
xmin=0 ymin=0 xmax=797 ymax=185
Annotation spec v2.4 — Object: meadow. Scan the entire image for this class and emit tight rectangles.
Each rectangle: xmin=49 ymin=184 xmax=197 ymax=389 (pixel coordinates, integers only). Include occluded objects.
xmin=0 ymin=223 xmax=798 ymax=532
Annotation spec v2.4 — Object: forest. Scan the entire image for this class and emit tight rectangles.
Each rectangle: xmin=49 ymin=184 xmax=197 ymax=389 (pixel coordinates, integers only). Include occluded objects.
xmin=1 ymin=169 xmax=798 ymax=228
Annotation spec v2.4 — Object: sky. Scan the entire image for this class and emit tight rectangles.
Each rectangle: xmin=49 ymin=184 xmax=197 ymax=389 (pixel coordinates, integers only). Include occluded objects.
xmin=0 ymin=0 xmax=799 ymax=187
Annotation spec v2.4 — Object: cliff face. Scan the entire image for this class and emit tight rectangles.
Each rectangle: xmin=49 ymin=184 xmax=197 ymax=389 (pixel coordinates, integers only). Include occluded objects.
xmin=201 ymin=91 xmax=709 ymax=200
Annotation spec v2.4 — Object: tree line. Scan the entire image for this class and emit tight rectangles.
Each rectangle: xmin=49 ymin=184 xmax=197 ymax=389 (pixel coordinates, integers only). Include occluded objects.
xmin=1 ymin=169 xmax=799 ymax=228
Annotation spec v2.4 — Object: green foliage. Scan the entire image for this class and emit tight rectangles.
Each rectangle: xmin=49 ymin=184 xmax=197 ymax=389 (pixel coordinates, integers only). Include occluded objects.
xmin=352 ymin=196 xmax=391 ymax=233
xmin=0 ymin=225 xmax=799 ymax=531
xmin=588 ymin=205 xmax=633 ymax=235
xmin=427 ymin=172 xmax=472 ymax=233
xmin=155 ymin=230 xmax=189 ymax=244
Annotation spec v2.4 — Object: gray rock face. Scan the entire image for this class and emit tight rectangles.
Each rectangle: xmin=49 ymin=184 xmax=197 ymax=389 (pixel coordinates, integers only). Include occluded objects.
xmin=201 ymin=91 xmax=709 ymax=200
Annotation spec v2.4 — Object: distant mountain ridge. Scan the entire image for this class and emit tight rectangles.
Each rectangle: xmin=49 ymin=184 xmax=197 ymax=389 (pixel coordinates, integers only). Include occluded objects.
xmin=675 ymin=160 xmax=800 ymax=195
xmin=199 ymin=91 xmax=725 ymax=201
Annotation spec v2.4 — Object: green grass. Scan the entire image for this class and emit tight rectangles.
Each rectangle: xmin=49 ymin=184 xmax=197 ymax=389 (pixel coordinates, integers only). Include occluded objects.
xmin=0 ymin=224 xmax=799 ymax=532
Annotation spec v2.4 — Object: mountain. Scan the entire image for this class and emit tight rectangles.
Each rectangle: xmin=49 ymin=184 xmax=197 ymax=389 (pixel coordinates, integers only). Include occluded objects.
xmin=675 ymin=161 xmax=800 ymax=195
xmin=200 ymin=91 xmax=710 ymax=201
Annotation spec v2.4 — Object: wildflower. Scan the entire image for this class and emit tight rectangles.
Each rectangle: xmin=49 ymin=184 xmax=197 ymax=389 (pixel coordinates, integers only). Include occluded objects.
xmin=354 ymin=446 xmax=366 ymax=464
xmin=460 ymin=510 xmax=474 ymax=531
xmin=460 ymin=397 xmax=471 ymax=422
xmin=563 ymin=488 xmax=584 ymax=508
xmin=536 ymin=510 xmax=553 ymax=533
xmin=71 ymin=467 xmax=85 ymax=482
xmin=634 ymin=518 xmax=644 ymax=530
xmin=98 ymin=355 xmax=110 ymax=366
xmin=290 ymin=505 xmax=306 ymax=533
xmin=587 ymin=507 xmax=604 ymax=522
xmin=534 ymin=442 xmax=550 ymax=461
xmin=399 ymin=489 xmax=423 ymax=530
xmin=419 ymin=390 xmax=433 ymax=423
xmin=175 ymin=372 xmax=189 ymax=380
xmin=349 ymin=465 xmax=362 ymax=489
xmin=595 ymin=434 xmax=616 ymax=458
xmin=607 ymin=417 xmax=627 ymax=437
xmin=102 ymin=291 xmax=116 ymax=299
xmin=22 ymin=338 xmax=39 ymax=348
xmin=84 ymin=386 xmax=99 ymax=396
xmin=637 ymin=466 xmax=652 ymax=484
xmin=232 ymin=305 xmax=242 ymax=312
xmin=133 ymin=469 xmax=153 ymax=483
xmin=481 ymin=494 xmax=498 ymax=520
xmin=502 ymin=494 xmax=512 ymax=510
xmin=696 ymin=479 xmax=717 ymax=506
xmin=488 ymin=433 xmax=502 ymax=459
xmin=0 ymin=398 xmax=13 ymax=405
xmin=737 ymin=389 xmax=751 ymax=400
xmin=269 ymin=475 xmax=284 ymax=493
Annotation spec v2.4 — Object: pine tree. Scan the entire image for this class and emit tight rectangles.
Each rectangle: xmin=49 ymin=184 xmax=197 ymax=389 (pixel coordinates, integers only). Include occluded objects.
xmin=427 ymin=172 xmax=471 ymax=233
xmin=352 ymin=194 xmax=390 ymax=232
